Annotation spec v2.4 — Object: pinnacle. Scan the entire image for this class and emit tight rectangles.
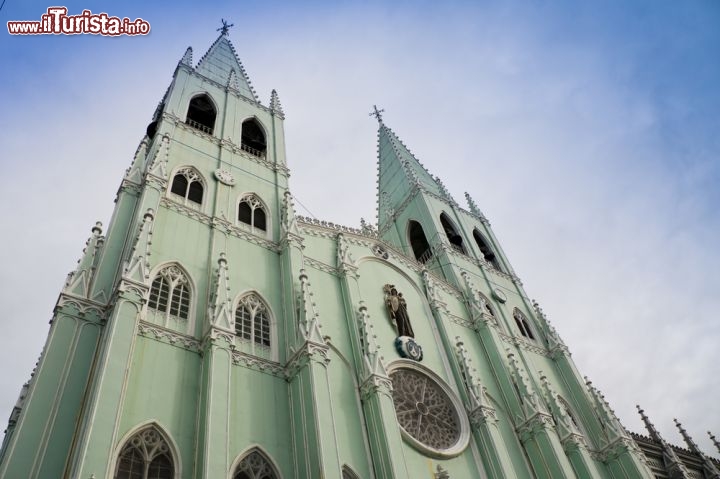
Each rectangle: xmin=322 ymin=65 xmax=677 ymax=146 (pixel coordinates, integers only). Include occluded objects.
xmin=674 ymin=419 xmax=700 ymax=453
xmin=637 ymin=405 xmax=662 ymax=441
xmin=270 ymin=89 xmax=285 ymax=118
xmin=180 ymin=47 xmax=193 ymax=67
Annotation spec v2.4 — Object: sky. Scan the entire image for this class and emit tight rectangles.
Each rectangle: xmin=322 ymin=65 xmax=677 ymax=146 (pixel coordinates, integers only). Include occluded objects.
xmin=1 ymin=0 xmax=719 ymax=458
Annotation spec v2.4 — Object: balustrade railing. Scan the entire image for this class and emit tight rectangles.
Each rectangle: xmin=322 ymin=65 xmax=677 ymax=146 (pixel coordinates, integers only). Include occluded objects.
xmin=241 ymin=143 xmax=266 ymax=158
xmin=448 ymin=243 xmax=470 ymax=256
xmin=185 ymin=118 xmax=213 ymax=135
xmin=417 ymin=249 xmax=434 ymax=265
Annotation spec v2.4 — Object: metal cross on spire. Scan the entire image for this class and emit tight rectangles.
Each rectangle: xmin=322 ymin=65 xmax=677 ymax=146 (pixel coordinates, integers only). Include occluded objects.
xmin=217 ymin=19 xmax=234 ymax=35
xmin=369 ymin=105 xmax=385 ymax=123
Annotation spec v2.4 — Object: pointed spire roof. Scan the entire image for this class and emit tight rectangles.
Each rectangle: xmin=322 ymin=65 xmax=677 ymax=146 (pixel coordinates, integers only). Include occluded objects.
xmin=195 ymin=32 xmax=257 ymax=101
xmin=375 ymin=111 xmax=446 ymax=226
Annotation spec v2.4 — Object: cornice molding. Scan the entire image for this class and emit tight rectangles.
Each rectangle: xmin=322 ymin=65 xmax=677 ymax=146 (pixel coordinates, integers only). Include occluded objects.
xmin=231 ymin=350 xmax=285 ymax=378
xmin=138 ymin=321 xmax=201 ymax=352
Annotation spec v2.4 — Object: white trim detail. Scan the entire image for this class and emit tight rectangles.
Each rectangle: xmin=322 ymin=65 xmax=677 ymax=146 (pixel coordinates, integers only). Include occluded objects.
xmin=235 ymin=191 xmax=272 ymax=239
xmin=167 ymin=165 xmax=207 ymax=214
xmin=232 ymin=290 xmax=278 ymax=362
xmin=145 ymin=261 xmax=197 ymax=336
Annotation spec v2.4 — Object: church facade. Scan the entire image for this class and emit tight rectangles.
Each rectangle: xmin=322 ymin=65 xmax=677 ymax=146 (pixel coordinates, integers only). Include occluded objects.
xmin=1 ymin=30 xmax=710 ymax=479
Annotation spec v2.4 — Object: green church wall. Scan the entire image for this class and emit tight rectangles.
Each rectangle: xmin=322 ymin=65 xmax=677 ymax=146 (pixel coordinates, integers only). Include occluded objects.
xmin=36 ymin=320 xmax=101 ymax=478
xmin=118 ymin=337 xmax=201 ymax=477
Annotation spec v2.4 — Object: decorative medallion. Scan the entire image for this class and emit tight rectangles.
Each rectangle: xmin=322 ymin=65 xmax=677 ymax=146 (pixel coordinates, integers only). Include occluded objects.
xmin=395 ymin=336 xmax=423 ymax=361
xmin=214 ymin=168 xmax=235 ymax=186
xmin=389 ymin=362 xmax=470 ymax=458
xmin=372 ymin=244 xmax=389 ymax=260
xmin=492 ymin=288 xmax=507 ymax=303
xmin=384 ymin=284 xmax=423 ymax=361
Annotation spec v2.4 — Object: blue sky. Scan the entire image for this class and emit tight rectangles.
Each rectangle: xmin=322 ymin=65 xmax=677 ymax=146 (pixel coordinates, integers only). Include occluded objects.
xmin=1 ymin=0 xmax=719 ymax=456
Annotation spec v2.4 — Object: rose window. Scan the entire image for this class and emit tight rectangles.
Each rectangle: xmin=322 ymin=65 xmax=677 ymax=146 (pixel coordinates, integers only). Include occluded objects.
xmin=390 ymin=367 xmax=463 ymax=453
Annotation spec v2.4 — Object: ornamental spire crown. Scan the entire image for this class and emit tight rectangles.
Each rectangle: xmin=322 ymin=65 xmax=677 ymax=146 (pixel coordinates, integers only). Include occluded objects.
xmin=194 ymin=29 xmax=257 ymax=101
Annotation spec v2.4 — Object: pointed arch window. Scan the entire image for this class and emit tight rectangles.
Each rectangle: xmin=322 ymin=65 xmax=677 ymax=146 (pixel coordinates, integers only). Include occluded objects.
xmin=478 ymin=292 xmax=496 ymax=318
xmin=115 ymin=425 xmax=174 ymax=479
xmin=408 ymin=220 xmax=432 ymax=264
xmin=513 ymin=308 xmax=535 ymax=340
xmin=342 ymin=466 xmax=360 ymax=479
xmin=170 ymin=167 xmax=204 ymax=207
xmin=148 ymin=265 xmax=191 ymax=324
xmin=233 ymin=449 xmax=279 ymax=479
xmin=558 ymin=396 xmax=583 ymax=433
xmin=235 ymin=294 xmax=271 ymax=350
xmin=185 ymin=94 xmax=216 ymax=135
xmin=238 ymin=194 xmax=267 ymax=232
xmin=473 ymin=229 xmax=501 ymax=270
xmin=440 ymin=213 xmax=466 ymax=255
xmin=241 ymin=118 xmax=267 ymax=157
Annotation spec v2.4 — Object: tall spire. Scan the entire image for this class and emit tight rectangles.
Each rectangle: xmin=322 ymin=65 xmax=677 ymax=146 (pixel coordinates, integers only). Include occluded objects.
xmin=637 ymin=406 xmax=690 ymax=478
xmin=195 ymin=29 xmax=257 ymax=101
xmin=637 ymin=405 xmax=662 ymax=442
xmin=375 ymin=112 xmax=446 ymax=228
xmin=674 ymin=420 xmax=720 ymax=478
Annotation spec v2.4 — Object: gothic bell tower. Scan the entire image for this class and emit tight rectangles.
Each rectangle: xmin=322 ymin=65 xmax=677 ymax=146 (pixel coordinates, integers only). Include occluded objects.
xmin=372 ymin=109 xmax=654 ymax=478
xmin=0 ymin=26 xmax=294 ymax=479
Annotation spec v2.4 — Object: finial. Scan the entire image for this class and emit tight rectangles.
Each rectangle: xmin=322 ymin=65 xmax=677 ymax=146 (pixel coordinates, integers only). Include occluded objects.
xmin=709 ymin=431 xmax=720 ymax=453
xmin=674 ymin=418 xmax=700 ymax=453
xmin=217 ymin=19 xmax=234 ymax=35
xmin=369 ymin=105 xmax=385 ymax=123
xmin=637 ymin=405 xmax=661 ymax=440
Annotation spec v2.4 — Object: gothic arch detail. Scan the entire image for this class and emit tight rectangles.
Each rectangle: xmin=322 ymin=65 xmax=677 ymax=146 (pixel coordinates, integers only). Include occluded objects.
xmin=240 ymin=117 xmax=267 ymax=157
xmin=408 ymin=220 xmax=432 ymax=263
xmin=558 ymin=395 xmax=583 ymax=434
xmin=185 ymin=93 xmax=217 ymax=135
xmin=473 ymin=229 xmax=501 ymax=270
xmin=234 ymin=292 xmax=274 ymax=359
xmin=477 ymin=291 xmax=496 ymax=318
xmin=113 ymin=424 xmax=176 ymax=479
xmin=169 ymin=166 xmax=206 ymax=208
xmin=342 ymin=465 xmax=360 ymax=479
xmin=440 ymin=213 xmax=466 ymax=254
xmin=513 ymin=308 xmax=535 ymax=340
xmin=237 ymin=193 xmax=269 ymax=235
xmin=231 ymin=447 xmax=281 ymax=479
xmin=147 ymin=263 xmax=193 ymax=333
